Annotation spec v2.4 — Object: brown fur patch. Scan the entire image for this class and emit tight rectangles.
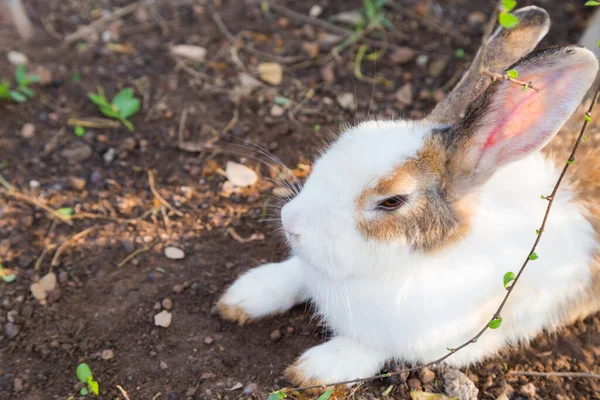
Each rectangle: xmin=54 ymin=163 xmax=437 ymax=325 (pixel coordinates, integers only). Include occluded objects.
xmin=356 ymin=135 xmax=473 ymax=252
xmin=216 ymin=301 xmax=253 ymax=325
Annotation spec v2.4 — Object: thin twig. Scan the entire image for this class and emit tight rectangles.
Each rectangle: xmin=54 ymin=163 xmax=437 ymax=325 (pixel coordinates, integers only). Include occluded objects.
xmin=508 ymin=371 xmax=600 ymax=379
xmin=118 ymin=242 xmax=156 ymax=268
xmin=64 ymin=2 xmax=141 ymax=44
xmin=35 ymin=221 xmax=58 ymax=271
xmin=481 ymin=70 xmax=539 ymax=92
xmin=0 ymin=188 xmax=73 ymax=225
xmin=51 ymin=227 xmax=97 ymax=268
xmin=147 ymin=171 xmax=184 ymax=217
xmin=116 ymin=385 xmax=132 ymax=400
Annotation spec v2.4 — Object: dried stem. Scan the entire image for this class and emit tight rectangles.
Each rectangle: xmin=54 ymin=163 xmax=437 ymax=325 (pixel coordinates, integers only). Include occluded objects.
xmin=51 ymin=227 xmax=97 ymax=268
xmin=118 ymin=242 xmax=156 ymax=268
xmin=147 ymin=170 xmax=184 ymax=217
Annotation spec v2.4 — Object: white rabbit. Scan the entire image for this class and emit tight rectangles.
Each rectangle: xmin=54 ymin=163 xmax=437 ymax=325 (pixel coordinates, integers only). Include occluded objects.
xmin=217 ymin=6 xmax=600 ymax=387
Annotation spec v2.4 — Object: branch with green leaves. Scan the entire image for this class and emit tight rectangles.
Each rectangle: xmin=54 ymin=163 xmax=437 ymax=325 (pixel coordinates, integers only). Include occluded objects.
xmin=87 ymin=87 xmax=140 ymax=132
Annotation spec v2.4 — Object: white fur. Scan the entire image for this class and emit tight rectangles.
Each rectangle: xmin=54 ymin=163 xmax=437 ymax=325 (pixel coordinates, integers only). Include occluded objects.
xmin=218 ymin=47 xmax=600 ymax=383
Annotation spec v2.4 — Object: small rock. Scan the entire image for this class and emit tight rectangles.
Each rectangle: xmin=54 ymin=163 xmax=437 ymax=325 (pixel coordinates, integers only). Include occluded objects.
xmin=443 ymin=369 xmax=479 ymax=400
xmin=258 ymin=62 xmax=283 ymax=85
xmin=225 ymin=161 xmax=258 ymax=187
xmin=395 ymin=83 xmax=413 ymax=105
xmin=185 ymin=387 xmax=197 ymax=397
xmin=173 ymin=284 xmax=184 ymax=293
xmin=4 ymin=323 xmax=19 ymax=339
xmin=416 ymin=55 xmax=429 ymax=67
xmin=160 ymin=361 xmax=168 ymax=370
xmin=31 ymin=272 xmax=57 ymax=300
xmin=270 ymin=105 xmax=285 ymax=117
xmin=7 ymin=51 xmax=28 ymax=66
xmin=101 ymin=349 xmax=114 ymax=360
xmin=428 ymin=58 xmax=448 ymax=77
xmin=270 ymin=329 xmax=282 ymax=342
xmin=20 ymin=123 xmax=35 ymax=139
xmin=68 ymin=176 xmax=87 ymax=191
xmin=120 ymin=137 xmax=136 ymax=152
xmin=309 ymin=5 xmax=323 ymax=17
xmin=29 ymin=180 xmax=40 ymax=189
xmin=171 ymin=45 xmax=207 ymax=62
xmin=228 ymin=382 xmax=243 ymax=391
xmin=418 ymin=367 xmax=436 ymax=384
xmin=391 ymin=47 xmax=416 ymax=64
xmin=336 ymin=92 xmax=356 ymax=110
xmin=103 ymin=148 xmax=117 ymax=164
xmin=60 ymin=144 xmax=93 ymax=163
xmin=162 ymin=298 xmax=173 ymax=310
xmin=519 ymin=383 xmax=536 ymax=398
xmin=154 ymin=310 xmax=172 ymax=328
xmin=165 ymin=246 xmax=185 ymax=260
xmin=243 ymin=383 xmax=257 ymax=395
xmin=14 ymin=377 xmax=23 ymax=392
xmin=203 ymin=336 xmax=214 ymax=345
xmin=408 ymin=377 xmax=422 ymax=390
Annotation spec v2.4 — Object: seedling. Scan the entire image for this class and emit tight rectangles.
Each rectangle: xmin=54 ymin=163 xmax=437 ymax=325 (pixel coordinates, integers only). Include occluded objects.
xmin=0 ymin=263 xmax=17 ymax=283
xmin=0 ymin=64 xmax=40 ymax=103
xmin=87 ymin=87 xmax=140 ymax=131
xmin=76 ymin=363 xmax=99 ymax=396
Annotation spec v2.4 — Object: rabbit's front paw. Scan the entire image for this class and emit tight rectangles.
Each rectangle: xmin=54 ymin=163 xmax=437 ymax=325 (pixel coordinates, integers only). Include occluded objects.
xmin=217 ymin=257 xmax=307 ymax=325
xmin=285 ymin=337 xmax=386 ymax=387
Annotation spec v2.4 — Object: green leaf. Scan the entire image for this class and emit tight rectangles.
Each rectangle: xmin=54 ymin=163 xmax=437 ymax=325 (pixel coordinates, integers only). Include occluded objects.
xmin=19 ymin=87 xmax=35 ymax=98
xmin=72 ymin=72 xmax=81 ymax=82
xmin=74 ymin=126 xmax=86 ymax=137
xmin=56 ymin=207 xmax=74 ymax=220
xmin=597 ymin=40 xmax=600 ymax=48
xmin=585 ymin=114 xmax=592 ymax=123
xmin=267 ymin=391 xmax=287 ymax=400
xmin=115 ymin=98 xmax=140 ymax=119
xmin=88 ymin=379 xmax=99 ymax=395
xmin=112 ymin=88 xmax=134 ymax=108
xmin=455 ymin=48 xmax=465 ymax=59
xmin=98 ymin=104 xmax=121 ymax=119
xmin=567 ymin=160 xmax=574 ymax=165
xmin=0 ymin=80 xmax=11 ymax=99
xmin=10 ymin=91 xmax=27 ymax=102
xmin=540 ymin=194 xmax=546 ymax=200
xmin=535 ymin=229 xmax=540 ymax=235
xmin=120 ymin=118 xmax=135 ymax=132
xmin=498 ymin=12 xmax=519 ymax=29
xmin=88 ymin=93 xmax=110 ymax=108
xmin=80 ymin=387 xmax=89 ymax=396
xmin=585 ymin=1 xmax=600 ymax=6
xmin=488 ymin=317 xmax=502 ymax=329
xmin=529 ymin=252 xmax=539 ymax=261
xmin=506 ymin=69 xmax=518 ymax=79
xmin=503 ymin=271 xmax=516 ymax=288
xmin=502 ymin=0 xmax=517 ymax=12
xmin=317 ymin=389 xmax=334 ymax=400
xmin=76 ymin=363 xmax=93 ymax=383
xmin=14 ymin=64 xmax=26 ymax=86
xmin=314 ymin=124 xmax=321 ymax=132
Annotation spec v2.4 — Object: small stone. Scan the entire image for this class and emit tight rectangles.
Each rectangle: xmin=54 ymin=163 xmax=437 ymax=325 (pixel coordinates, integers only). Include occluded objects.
xmin=154 ymin=310 xmax=172 ymax=328
xmin=171 ymin=45 xmax=207 ymax=62
xmin=391 ymin=47 xmax=416 ymax=64
xmin=160 ymin=361 xmax=168 ymax=370
xmin=228 ymin=382 xmax=243 ymax=391
xmin=20 ymin=123 xmax=35 ymax=138
xmin=225 ymin=161 xmax=258 ymax=187
xmin=418 ymin=367 xmax=436 ymax=384
xmin=162 ymin=298 xmax=173 ymax=310
xmin=7 ymin=51 xmax=28 ymax=65
xmin=101 ymin=349 xmax=114 ymax=360
xmin=395 ymin=83 xmax=413 ymax=106
xmin=408 ymin=378 xmax=422 ymax=390
xmin=443 ymin=369 xmax=479 ymax=400
xmin=270 ymin=105 xmax=285 ymax=117
xmin=67 ymin=176 xmax=87 ymax=190
xmin=58 ymin=271 xmax=69 ymax=284
xmin=31 ymin=272 xmax=57 ymax=300
xmin=416 ymin=55 xmax=429 ymax=67
xmin=270 ymin=329 xmax=282 ymax=342
xmin=309 ymin=5 xmax=323 ymax=17
xmin=173 ymin=284 xmax=184 ymax=293
xmin=165 ymin=246 xmax=185 ymax=260
xmin=4 ymin=323 xmax=19 ymax=339
xmin=14 ymin=377 xmax=23 ymax=392
xmin=336 ymin=92 xmax=356 ymax=110
xmin=519 ymin=383 xmax=536 ymax=398
xmin=120 ymin=137 xmax=136 ymax=152
xmin=258 ymin=62 xmax=283 ymax=85
xmin=60 ymin=144 xmax=93 ymax=163
xmin=103 ymin=148 xmax=117 ymax=164
xmin=153 ymin=302 xmax=162 ymax=310
xmin=243 ymin=383 xmax=257 ymax=395
xmin=428 ymin=58 xmax=448 ymax=77
xmin=185 ymin=387 xmax=197 ymax=397
xmin=204 ymin=336 xmax=214 ymax=345
xmin=29 ymin=180 xmax=40 ymax=189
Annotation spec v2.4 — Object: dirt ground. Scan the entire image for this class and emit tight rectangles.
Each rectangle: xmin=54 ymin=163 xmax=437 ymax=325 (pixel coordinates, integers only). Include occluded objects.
xmin=1 ymin=0 xmax=600 ymax=399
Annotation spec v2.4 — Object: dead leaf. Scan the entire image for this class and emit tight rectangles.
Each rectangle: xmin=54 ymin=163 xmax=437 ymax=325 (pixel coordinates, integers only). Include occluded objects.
xmin=171 ymin=44 xmax=207 ymax=62
xmin=227 ymin=228 xmax=265 ymax=243
xmin=258 ymin=62 xmax=283 ymax=85
xmin=302 ymin=42 xmax=320 ymax=59
xmin=225 ymin=161 xmax=258 ymax=187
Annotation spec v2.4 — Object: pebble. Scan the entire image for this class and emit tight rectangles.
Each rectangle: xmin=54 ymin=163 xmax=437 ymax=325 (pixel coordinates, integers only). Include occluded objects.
xmin=20 ymin=123 xmax=35 ymax=138
xmin=416 ymin=54 xmax=429 ymax=67
xmin=336 ymin=92 xmax=356 ymax=110
xmin=228 ymin=382 xmax=243 ymax=391
xmin=203 ymin=336 xmax=214 ymax=345
xmin=185 ymin=387 xmax=197 ymax=397
xmin=519 ymin=383 xmax=536 ymax=398
xmin=309 ymin=5 xmax=323 ymax=17
xmin=395 ymin=83 xmax=413 ymax=105
xmin=60 ymin=144 xmax=93 ymax=163
xmin=68 ymin=176 xmax=87 ymax=191
xmin=101 ymin=349 xmax=114 ymax=360
xmin=154 ymin=310 xmax=172 ymax=328
xmin=243 ymin=383 xmax=257 ymax=395
xmin=391 ymin=47 xmax=416 ymax=64
xmin=418 ymin=367 xmax=436 ymax=384
xmin=14 ymin=377 xmax=23 ymax=392
xmin=29 ymin=180 xmax=40 ymax=189
xmin=4 ymin=323 xmax=19 ymax=339
xmin=173 ymin=284 xmax=184 ymax=293
xmin=428 ymin=58 xmax=449 ymax=77
xmin=7 ymin=51 xmax=28 ymax=65
xmin=162 ymin=298 xmax=173 ymax=310
xmin=30 ymin=272 xmax=57 ymax=301
xmin=58 ymin=271 xmax=69 ymax=283
xmin=270 ymin=329 xmax=282 ymax=342
xmin=171 ymin=45 xmax=207 ymax=62
xmin=103 ymin=148 xmax=117 ymax=164
xmin=443 ymin=369 xmax=479 ymax=400
xmin=160 ymin=361 xmax=168 ymax=370
xmin=165 ymin=246 xmax=185 ymax=260
xmin=270 ymin=105 xmax=285 ymax=117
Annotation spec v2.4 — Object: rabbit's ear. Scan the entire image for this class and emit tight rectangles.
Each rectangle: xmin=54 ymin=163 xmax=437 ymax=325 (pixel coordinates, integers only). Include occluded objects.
xmin=446 ymin=46 xmax=598 ymax=197
xmin=428 ymin=6 xmax=550 ymax=124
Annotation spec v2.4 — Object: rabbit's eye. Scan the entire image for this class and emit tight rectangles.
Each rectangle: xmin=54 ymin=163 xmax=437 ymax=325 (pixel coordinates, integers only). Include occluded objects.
xmin=377 ymin=195 xmax=407 ymax=211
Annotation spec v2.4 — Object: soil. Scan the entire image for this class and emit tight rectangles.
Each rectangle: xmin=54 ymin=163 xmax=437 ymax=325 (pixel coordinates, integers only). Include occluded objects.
xmin=0 ymin=1 xmax=599 ymax=399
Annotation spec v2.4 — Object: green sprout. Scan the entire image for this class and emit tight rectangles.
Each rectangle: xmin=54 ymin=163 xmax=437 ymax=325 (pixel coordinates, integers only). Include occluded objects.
xmin=267 ymin=391 xmax=287 ymax=400
xmin=87 ymin=87 xmax=140 ymax=132
xmin=488 ymin=317 xmax=503 ymax=329
xmin=506 ymin=69 xmax=519 ymax=79
xmin=503 ymin=271 xmax=516 ymax=288
xmin=0 ymin=263 xmax=17 ymax=284
xmin=0 ymin=64 xmax=41 ymax=103
xmin=74 ymin=126 xmax=86 ymax=137
xmin=499 ymin=0 xmax=519 ymax=29
xmin=528 ymin=252 xmax=539 ymax=261
xmin=76 ymin=363 xmax=99 ymax=396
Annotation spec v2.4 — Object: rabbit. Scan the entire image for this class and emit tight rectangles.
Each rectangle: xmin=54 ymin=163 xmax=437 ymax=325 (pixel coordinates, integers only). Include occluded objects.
xmin=217 ymin=6 xmax=600 ymax=387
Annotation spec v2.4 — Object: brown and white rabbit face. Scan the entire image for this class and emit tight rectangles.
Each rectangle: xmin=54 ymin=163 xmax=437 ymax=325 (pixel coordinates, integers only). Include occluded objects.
xmin=282 ymin=46 xmax=599 ymax=281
